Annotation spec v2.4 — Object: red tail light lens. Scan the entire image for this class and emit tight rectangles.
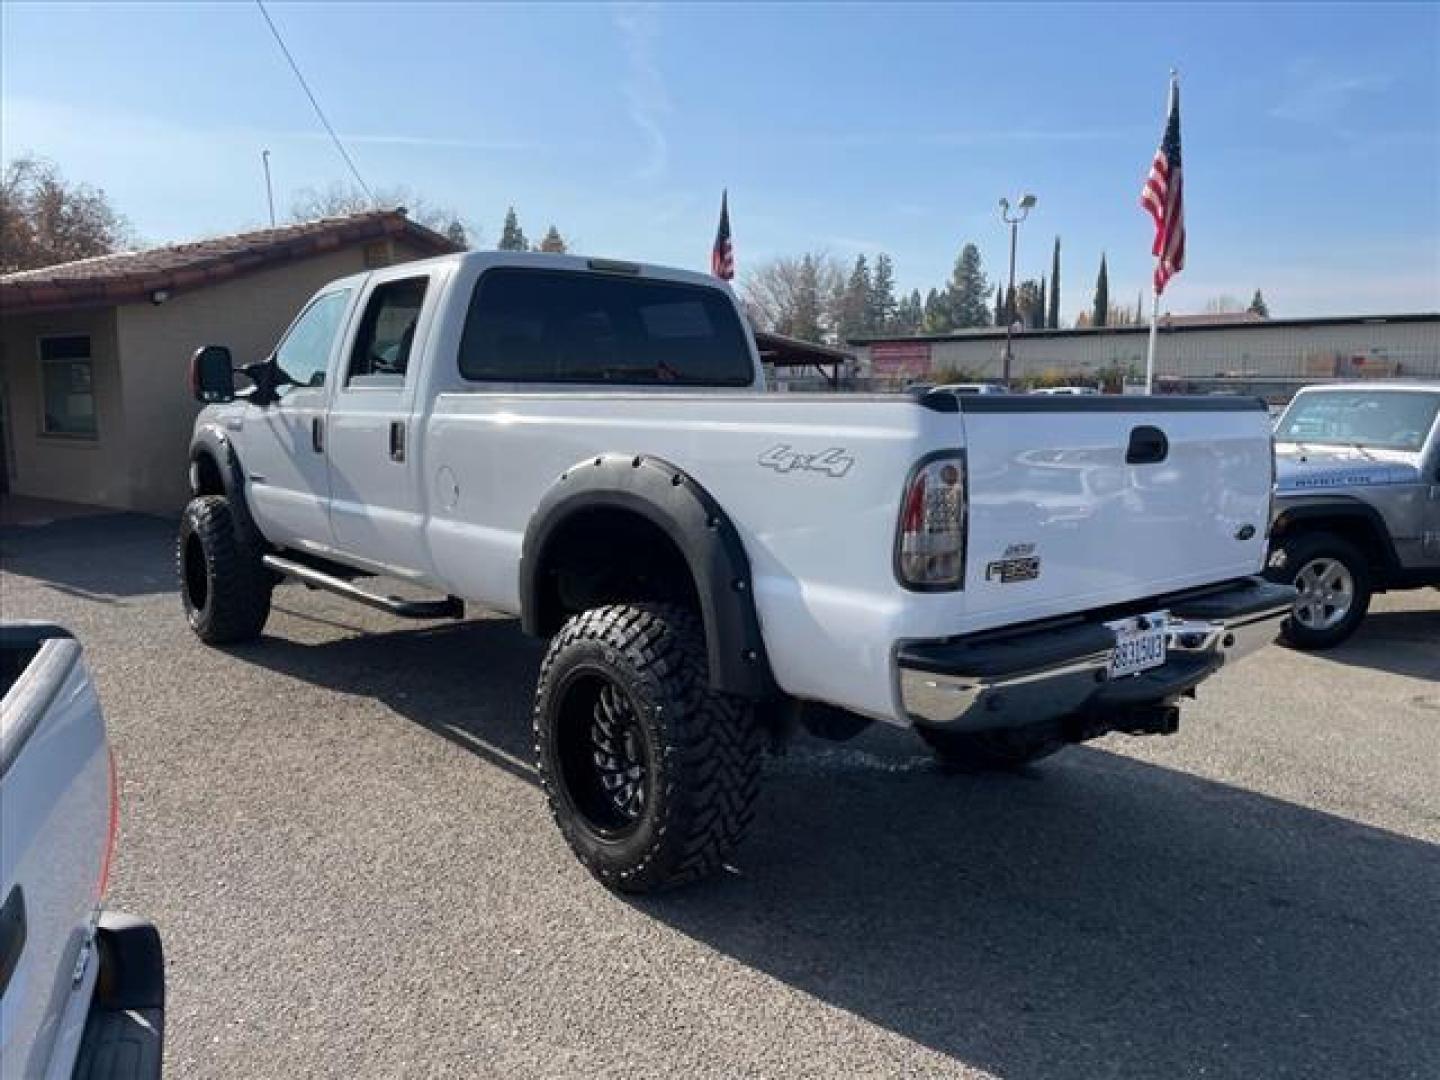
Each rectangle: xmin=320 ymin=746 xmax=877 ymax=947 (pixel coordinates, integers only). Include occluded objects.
xmin=97 ymin=746 xmax=119 ymax=899
xmin=895 ymin=453 xmax=967 ymax=589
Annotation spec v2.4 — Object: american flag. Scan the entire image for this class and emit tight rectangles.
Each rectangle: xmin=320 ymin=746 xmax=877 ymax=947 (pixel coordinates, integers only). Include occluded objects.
xmin=711 ymin=190 xmax=734 ymax=281
xmin=1140 ymin=75 xmax=1185 ymax=295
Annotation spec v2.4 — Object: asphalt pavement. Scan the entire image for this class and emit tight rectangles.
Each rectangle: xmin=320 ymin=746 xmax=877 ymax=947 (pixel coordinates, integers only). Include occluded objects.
xmin=3 ymin=512 xmax=1437 ymax=1079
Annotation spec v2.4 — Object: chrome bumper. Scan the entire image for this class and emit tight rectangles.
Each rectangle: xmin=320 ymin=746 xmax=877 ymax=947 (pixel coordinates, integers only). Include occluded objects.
xmin=898 ymin=578 xmax=1296 ymax=729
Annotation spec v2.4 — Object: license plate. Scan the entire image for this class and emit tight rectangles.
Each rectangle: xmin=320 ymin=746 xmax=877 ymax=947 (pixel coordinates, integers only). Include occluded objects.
xmin=1108 ymin=614 xmax=1168 ymax=678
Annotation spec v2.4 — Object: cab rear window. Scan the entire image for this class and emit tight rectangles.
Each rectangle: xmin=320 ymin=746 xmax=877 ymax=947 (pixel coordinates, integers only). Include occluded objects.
xmin=458 ymin=268 xmax=754 ymax=386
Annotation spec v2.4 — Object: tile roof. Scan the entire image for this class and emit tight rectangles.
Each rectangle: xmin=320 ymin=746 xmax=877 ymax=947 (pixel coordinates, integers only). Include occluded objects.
xmin=1 ymin=209 xmax=461 ymax=314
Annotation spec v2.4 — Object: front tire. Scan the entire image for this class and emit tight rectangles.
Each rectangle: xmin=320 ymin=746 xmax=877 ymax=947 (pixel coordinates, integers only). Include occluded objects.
xmin=533 ymin=603 xmax=763 ymax=893
xmin=177 ymin=495 xmax=272 ymax=644
xmin=1266 ymin=532 xmax=1371 ymax=650
xmin=917 ymin=723 xmax=1066 ymax=771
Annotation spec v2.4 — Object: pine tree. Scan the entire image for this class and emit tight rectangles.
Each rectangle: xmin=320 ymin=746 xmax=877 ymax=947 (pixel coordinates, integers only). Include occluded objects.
xmin=1248 ymin=289 xmax=1270 ymax=318
xmin=994 ymin=284 xmax=1005 ymax=326
xmin=791 ymin=255 xmax=824 ymax=343
xmin=837 ymin=255 xmax=873 ymax=338
xmin=870 ymin=253 xmax=898 ymax=331
xmin=498 ymin=206 xmax=528 ymax=251
xmin=947 ymin=243 xmax=991 ymax=328
xmin=922 ymin=287 xmax=950 ymax=333
xmin=538 ymin=225 xmax=567 ymax=253
xmin=444 ymin=218 xmax=469 ymax=249
xmin=1048 ymin=236 xmax=1061 ymax=328
xmin=1093 ymin=254 xmax=1110 ymax=328
xmin=898 ymin=289 xmax=924 ymax=334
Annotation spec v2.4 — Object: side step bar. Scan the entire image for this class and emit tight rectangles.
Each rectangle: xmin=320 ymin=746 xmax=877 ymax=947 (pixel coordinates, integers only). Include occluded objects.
xmin=262 ymin=555 xmax=464 ymax=620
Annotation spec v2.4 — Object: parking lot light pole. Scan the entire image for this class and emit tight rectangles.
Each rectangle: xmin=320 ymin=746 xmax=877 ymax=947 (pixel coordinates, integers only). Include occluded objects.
xmin=999 ymin=193 xmax=1037 ymax=388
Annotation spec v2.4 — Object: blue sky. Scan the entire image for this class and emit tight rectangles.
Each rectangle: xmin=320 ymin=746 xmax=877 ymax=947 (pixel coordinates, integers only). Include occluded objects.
xmin=4 ymin=2 xmax=1438 ymax=320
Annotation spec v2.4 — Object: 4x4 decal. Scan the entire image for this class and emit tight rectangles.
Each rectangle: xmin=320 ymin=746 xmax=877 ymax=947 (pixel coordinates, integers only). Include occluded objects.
xmin=758 ymin=444 xmax=855 ymax=478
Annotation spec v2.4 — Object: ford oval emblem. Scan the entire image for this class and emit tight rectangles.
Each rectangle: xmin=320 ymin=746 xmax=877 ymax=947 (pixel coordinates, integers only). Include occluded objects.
xmin=1235 ymin=524 xmax=1257 ymax=541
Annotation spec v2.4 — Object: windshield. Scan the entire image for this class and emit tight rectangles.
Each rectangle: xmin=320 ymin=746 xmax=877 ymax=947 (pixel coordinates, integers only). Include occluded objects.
xmin=1276 ymin=390 xmax=1440 ymax=452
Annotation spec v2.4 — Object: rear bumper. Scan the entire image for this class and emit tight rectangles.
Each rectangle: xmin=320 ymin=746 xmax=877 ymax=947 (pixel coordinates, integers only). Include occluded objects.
xmin=70 ymin=913 xmax=164 ymax=1080
xmin=897 ymin=577 xmax=1296 ymax=731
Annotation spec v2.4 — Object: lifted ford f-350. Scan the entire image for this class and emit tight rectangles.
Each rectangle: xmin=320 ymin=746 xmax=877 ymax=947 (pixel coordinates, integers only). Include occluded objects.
xmin=180 ymin=251 xmax=1293 ymax=891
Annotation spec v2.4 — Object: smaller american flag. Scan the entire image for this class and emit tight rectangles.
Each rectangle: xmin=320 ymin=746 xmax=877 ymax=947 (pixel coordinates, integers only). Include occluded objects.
xmin=711 ymin=190 xmax=734 ymax=281
xmin=1140 ymin=75 xmax=1185 ymax=296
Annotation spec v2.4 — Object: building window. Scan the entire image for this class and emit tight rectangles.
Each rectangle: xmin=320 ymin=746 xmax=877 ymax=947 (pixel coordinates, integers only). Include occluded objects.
xmin=39 ymin=335 xmax=97 ymax=438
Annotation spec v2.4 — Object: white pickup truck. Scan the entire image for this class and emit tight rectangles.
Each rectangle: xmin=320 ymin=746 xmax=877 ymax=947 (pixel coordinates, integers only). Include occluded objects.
xmin=1 ymin=623 xmax=164 ymax=1078
xmin=181 ymin=251 xmax=1293 ymax=891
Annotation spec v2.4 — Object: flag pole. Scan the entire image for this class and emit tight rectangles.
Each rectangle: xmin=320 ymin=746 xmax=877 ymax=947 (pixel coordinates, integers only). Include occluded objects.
xmin=1144 ymin=286 xmax=1160 ymax=393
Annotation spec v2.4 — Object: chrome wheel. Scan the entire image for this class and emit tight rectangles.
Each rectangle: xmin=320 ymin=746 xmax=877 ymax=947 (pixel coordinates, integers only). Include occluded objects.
xmin=1293 ymin=557 xmax=1354 ymax=631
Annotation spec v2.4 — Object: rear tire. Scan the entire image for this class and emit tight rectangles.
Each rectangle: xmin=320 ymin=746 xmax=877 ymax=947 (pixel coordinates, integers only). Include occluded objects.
xmin=917 ymin=723 xmax=1066 ymax=772
xmin=533 ymin=603 xmax=763 ymax=893
xmin=177 ymin=495 xmax=272 ymax=644
xmin=1266 ymin=531 xmax=1371 ymax=650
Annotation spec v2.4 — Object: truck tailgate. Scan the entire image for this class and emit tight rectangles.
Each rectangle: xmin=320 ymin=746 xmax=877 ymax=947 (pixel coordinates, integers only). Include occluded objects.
xmin=958 ymin=397 xmax=1273 ymax=628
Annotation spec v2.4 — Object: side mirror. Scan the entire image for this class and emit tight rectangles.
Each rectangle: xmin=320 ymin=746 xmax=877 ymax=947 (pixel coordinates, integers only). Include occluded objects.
xmin=189 ymin=346 xmax=235 ymax=403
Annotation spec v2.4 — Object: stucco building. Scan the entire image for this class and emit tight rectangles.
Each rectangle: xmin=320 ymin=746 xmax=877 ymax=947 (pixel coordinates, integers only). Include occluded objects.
xmin=0 ymin=210 xmax=457 ymax=512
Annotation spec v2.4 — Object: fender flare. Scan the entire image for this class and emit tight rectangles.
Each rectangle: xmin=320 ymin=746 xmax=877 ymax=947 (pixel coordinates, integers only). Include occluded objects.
xmin=1270 ymin=494 xmax=1400 ymax=570
xmin=188 ymin=424 xmax=263 ymax=545
xmin=519 ymin=454 xmax=777 ymax=700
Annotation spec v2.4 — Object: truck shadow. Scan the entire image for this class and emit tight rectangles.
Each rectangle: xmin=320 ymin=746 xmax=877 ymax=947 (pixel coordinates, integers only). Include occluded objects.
xmin=645 ymin=730 xmax=1440 ymax=1079
xmin=225 ymin=610 xmax=545 ymax=787
xmin=221 ymin=612 xmax=1438 ymax=1079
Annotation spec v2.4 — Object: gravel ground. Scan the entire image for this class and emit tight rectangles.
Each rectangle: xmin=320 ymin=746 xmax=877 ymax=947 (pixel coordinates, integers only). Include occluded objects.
xmin=3 ymin=512 xmax=1437 ymax=1079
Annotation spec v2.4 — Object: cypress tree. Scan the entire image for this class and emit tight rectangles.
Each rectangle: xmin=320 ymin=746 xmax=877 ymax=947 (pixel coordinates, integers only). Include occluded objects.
xmin=994 ymin=284 xmax=1006 ymax=326
xmin=498 ymin=207 xmax=528 ymax=251
xmin=1093 ymin=254 xmax=1109 ymax=328
xmin=1037 ymin=277 xmax=1047 ymax=330
xmin=1047 ymin=236 xmax=1061 ymax=328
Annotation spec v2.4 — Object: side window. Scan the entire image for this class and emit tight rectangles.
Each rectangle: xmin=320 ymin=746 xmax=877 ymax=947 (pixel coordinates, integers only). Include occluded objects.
xmin=272 ymin=289 xmax=351 ymax=395
xmin=346 ymin=277 xmax=429 ymax=388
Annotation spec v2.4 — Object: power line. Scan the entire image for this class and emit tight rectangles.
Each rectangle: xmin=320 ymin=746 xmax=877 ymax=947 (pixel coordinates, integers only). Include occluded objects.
xmin=254 ymin=0 xmax=374 ymax=205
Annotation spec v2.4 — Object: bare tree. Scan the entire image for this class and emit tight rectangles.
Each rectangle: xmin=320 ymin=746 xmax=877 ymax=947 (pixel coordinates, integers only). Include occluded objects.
xmin=1204 ymin=294 xmax=1246 ymax=314
xmin=740 ymin=252 xmax=846 ymax=344
xmin=289 ymin=182 xmax=476 ymax=247
xmin=0 ymin=156 xmax=132 ymax=273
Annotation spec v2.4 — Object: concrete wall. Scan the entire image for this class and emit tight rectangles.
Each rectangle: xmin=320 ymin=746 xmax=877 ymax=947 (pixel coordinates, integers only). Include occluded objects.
xmin=1 ymin=237 xmax=437 ymax=513
xmin=0 ymin=307 xmax=131 ymax=508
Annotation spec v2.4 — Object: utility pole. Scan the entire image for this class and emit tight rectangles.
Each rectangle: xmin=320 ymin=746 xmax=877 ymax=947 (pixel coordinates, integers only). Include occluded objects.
xmin=261 ymin=149 xmax=276 ymax=227
xmin=998 ymin=193 xmax=1037 ymax=388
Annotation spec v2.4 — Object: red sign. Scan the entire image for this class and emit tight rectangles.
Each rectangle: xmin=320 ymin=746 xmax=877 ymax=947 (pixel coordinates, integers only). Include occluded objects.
xmin=870 ymin=341 xmax=931 ymax=378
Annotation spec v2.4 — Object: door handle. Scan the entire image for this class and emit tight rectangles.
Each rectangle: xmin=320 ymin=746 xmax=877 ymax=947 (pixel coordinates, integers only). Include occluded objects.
xmin=389 ymin=420 xmax=406 ymax=463
xmin=311 ymin=416 xmax=324 ymax=454
xmin=0 ymin=886 xmax=26 ymax=999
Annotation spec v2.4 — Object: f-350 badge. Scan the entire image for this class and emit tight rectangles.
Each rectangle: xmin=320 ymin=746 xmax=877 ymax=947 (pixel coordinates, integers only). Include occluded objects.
xmin=986 ymin=542 xmax=1041 ymax=584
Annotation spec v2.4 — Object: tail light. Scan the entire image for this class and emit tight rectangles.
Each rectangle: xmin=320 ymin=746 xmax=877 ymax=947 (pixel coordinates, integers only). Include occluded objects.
xmin=895 ymin=452 xmax=967 ymax=590
xmin=97 ymin=746 xmax=119 ymax=900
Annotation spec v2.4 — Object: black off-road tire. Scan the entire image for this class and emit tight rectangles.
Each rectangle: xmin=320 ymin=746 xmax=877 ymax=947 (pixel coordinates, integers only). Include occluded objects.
xmin=917 ymin=723 xmax=1066 ymax=772
xmin=533 ymin=603 xmax=764 ymax=893
xmin=177 ymin=495 xmax=272 ymax=644
xmin=1265 ymin=531 xmax=1372 ymax=650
